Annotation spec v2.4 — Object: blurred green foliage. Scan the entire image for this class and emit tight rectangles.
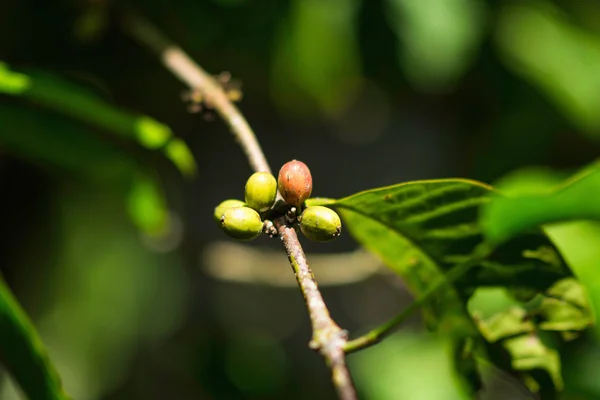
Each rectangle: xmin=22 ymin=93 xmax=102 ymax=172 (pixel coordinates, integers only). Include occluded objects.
xmin=385 ymin=0 xmax=486 ymax=92
xmin=329 ymin=178 xmax=585 ymax=397
xmin=352 ymin=332 xmax=469 ymax=400
xmin=496 ymin=2 xmax=600 ymax=135
xmin=0 ymin=276 xmax=69 ymax=400
xmin=480 ymin=164 xmax=600 ymax=342
xmin=271 ymin=0 xmax=362 ymax=118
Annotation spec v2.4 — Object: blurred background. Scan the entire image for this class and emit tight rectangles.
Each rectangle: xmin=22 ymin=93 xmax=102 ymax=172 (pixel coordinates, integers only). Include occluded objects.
xmin=1 ymin=0 xmax=600 ymax=399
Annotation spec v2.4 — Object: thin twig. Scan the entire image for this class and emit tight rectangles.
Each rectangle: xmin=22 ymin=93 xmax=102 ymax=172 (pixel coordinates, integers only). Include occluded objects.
xmin=121 ymin=11 xmax=270 ymax=174
xmin=277 ymin=220 xmax=357 ymax=400
xmin=344 ymin=247 xmax=493 ymax=354
xmin=121 ymin=12 xmax=358 ymax=400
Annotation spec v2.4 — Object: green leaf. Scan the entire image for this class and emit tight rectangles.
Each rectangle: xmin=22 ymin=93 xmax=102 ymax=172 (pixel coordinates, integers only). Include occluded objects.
xmin=468 ymin=278 xmax=591 ymax=393
xmin=0 ymin=63 xmax=189 ymax=238
xmin=127 ymin=174 xmax=170 ymax=236
xmin=0 ymin=61 xmax=196 ymax=176
xmin=481 ymin=165 xmax=600 ymax=243
xmin=338 ymin=207 xmax=479 ymax=336
xmin=480 ymin=165 xmax=600 ymax=335
xmin=163 ymin=138 xmax=197 ymax=178
xmin=539 ymin=278 xmax=592 ymax=333
xmin=0 ymin=104 xmax=136 ymax=181
xmin=545 ymin=221 xmax=600 ymax=338
xmin=0 ymin=104 xmax=173 ymax=238
xmin=332 ymin=179 xmax=570 ymax=294
xmin=496 ymin=2 xmax=600 ymax=135
xmin=0 ymin=276 xmax=69 ymax=400
xmin=327 ymin=178 xmax=573 ymax=395
xmin=352 ymin=332 xmax=470 ymax=400
xmin=135 ymin=116 xmax=173 ymax=150
xmin=469 ymin=294 xmax=534 ymax=343
xmin=503 ymin=334 xmax=562 ymax=393
xmin=0 ymin=62 xmax=31 ymax=93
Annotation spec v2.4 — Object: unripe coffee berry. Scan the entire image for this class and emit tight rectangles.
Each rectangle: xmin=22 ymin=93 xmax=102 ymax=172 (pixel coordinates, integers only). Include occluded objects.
xmin=220 ymin=206 xmax=264 ymax=240
xmin=278 ymin=160 xmax=312 ymax=207
xmin=245 ymin=172 xmax=277 ymax=212
xmin=299 ymin=206 xmax=342 ymax=242
xmin=214 ymin=199 xmax=246 ymax=224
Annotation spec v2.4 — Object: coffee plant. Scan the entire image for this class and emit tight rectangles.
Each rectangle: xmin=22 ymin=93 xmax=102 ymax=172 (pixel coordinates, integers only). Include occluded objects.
xmin=1 ymin=2 xmax=600 ymax=400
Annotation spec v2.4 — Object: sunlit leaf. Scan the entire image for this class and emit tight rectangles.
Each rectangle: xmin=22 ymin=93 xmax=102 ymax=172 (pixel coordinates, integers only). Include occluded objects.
xmin=0 ymin=61 xmax=196 ymax=176
xmin=496 ymin=2 xmax=600 ymax=134
xmin=481 ymin=164 xmax=600 ymax=243
xmin=0 ymin=63 xmax=192 ymax=237
xmin=470 ymin=278 xmax=592 ymax=339
xmin=329 ymin=179 xmax=570 ymax=294
xmin=352 ymin=332 xmax=470 ymax=400
xmin=468 ymin=278 xmax=590 ymax=393
xmin=127 ymin=174 xmax=169 ymax=236
xmin=539 ymin=278 xmax=592 ymax=333
xmin=471 ymin=304 xmax=534 ymax=343
xmin=385 ymin=0 xmax=486 ymax=92
xmin=546 ymin=221 xmax=600 ymax=338
xmin=0 ymin=276 xmax=69 ymax=400
xmin=322 ymin=178 xmax=574 ymax=395
xmin=0 ymin=105 xmax=174 ymax=238
xmin=0 ymin=62 xmax=31 ymax=94
xmin=503 ymin=334 xmax=562 ymax=392
xmin=164 ymin=138 xmax=197 ymax=177
xmin=480 ymin=164 xmax=600 ymax=335
xmin=135 ymin=116 xmax=172 ymax=150
xmin=0 ymin=104 xmax=135 ymax=182
xmin=338 ymin=208 xmax=478 ymax=337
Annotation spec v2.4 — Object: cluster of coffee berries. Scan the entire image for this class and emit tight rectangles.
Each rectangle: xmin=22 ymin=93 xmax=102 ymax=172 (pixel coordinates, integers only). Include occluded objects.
xmin=214 ymin=160 xmax=342 ymax=242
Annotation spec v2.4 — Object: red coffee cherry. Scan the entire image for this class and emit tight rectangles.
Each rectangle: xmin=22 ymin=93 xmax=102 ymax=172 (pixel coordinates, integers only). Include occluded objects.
xmin=277 ymin=160 xmax=313 ymax=207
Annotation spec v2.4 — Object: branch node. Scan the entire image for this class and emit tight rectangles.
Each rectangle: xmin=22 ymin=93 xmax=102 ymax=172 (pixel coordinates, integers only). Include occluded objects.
xmin=286 ymin=207 xmax=297 ymax=223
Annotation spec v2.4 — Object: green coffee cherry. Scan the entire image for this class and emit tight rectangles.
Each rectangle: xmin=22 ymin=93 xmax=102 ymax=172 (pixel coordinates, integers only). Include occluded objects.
xmin=214 ymin=199 xmax=246 ymax=224
xmin=245 ymin=172 xmax=278 ymax=212
xmin=220 ymin=206 xmax=264 ymax=240
xmin=299 ymin=206 xmax=342 ymax=242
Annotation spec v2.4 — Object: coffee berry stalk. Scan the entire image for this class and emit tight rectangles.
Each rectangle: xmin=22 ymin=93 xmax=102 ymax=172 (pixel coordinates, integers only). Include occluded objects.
xmin=299 ymin=206 xmax=342 ymax=242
